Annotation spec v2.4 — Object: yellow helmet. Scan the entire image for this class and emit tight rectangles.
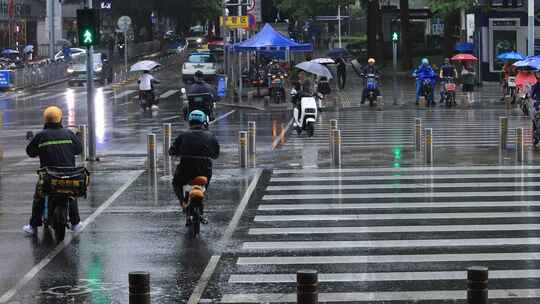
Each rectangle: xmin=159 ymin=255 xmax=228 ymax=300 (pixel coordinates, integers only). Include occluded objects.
xmin=43 ymin=106 xmax=63 ymax=124
xmin=368 ymin=58 xmax=376 ymax=64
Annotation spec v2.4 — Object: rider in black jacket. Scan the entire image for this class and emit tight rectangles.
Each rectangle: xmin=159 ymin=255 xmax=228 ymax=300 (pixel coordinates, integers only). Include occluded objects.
xmin=169 ymin=110 xmax=220 ymax=214
xmin=23 ymin=106 xmax=83 ymax=235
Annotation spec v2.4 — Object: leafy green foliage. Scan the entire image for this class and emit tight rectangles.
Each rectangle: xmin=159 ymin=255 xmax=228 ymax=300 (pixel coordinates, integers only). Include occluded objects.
xmin=275 ymin=0 xmax=356 ymax=19
xmin=428 ymin=0 xmax=474 ymax=15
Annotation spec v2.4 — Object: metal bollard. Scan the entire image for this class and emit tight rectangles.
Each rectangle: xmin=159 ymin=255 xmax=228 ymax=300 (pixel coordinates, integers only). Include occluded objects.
xmin=129 ymin=271 xmax=150 ymax=304
xmin=419 ymin=96 xmax=426 ymax=107
xmin=329 ymin=119 xmax=338 ymax=157
xmin=248 ymin=121 xmax=256 ymax=158
xmin=425 ymin=128 xmax=433 ymax=164
xmin=297 ymin=270 xmax=319 ymax=304
xmin=78 ymin=125 xmax=88 ymax=162
xmin=332 ymin=129 xmax=341 ymax=167
xmin=467 ymin=266 xmax=488 ymax=304
xmin=376 ymin=95 xmax=384 ymax=111
xmin=239 ymin=131 xmax=248 ymax=168
xmin=415 ymin=118 xmax=422 ymax=152
xmin=264 ymin=95 xmax=270 ymax=106
xmin=163 ymin=123 xmax=172 ymax=175
xmin=147 ymin=134 xmax=157 ymax=174
xmin=516 ymin=127 xmax=524 ymax=162
xmin=499 ymin=117 xmax=508 ymax=150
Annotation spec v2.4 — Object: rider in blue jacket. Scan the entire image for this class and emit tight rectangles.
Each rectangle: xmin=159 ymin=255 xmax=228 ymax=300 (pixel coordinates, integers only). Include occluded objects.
xmin=412 ymin=58 xmax=437 ymax=106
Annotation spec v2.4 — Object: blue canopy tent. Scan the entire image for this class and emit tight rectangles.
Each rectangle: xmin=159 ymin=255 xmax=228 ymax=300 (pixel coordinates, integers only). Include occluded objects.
xmin=232 ymin=23 xmax=313 ymax=52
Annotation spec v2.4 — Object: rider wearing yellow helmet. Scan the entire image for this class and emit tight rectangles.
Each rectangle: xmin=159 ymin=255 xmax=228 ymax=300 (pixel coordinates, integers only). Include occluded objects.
xmin=23 ymin=106 xmax=83 ymax=236
xmin=360 ymin=58 xmax=380 ymax=104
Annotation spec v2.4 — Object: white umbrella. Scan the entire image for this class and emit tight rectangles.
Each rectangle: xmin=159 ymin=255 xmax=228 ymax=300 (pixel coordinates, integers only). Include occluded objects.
xmin=23 ymin=45 xmax=34 ymax=53
xmin=295 ymin=61 xmax=333 ymax=79
xmin=130 ymin=60 xmax=161 ymax=72
xmin=310 ymin=58 xmax=335 ymax=65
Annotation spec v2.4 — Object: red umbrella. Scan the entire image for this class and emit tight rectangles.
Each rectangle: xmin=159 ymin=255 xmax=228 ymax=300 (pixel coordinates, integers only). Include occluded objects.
xmin=451 ymin=54 xmax=478 ymax=61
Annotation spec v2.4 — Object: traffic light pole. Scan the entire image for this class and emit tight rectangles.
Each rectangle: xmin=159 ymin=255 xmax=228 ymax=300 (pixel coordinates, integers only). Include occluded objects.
xmin=86 ymin=0 xmax=97 ymax=161
xmin=392 ymin=40 xmax=398 ymax=105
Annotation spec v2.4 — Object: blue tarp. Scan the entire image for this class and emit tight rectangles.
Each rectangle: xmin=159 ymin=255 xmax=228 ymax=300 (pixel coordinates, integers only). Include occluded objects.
xmin=233 ymin=23 xmax=312 ymax=52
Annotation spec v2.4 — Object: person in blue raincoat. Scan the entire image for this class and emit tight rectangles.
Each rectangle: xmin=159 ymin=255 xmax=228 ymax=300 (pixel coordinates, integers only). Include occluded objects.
xmin=412 ymin=58 xmax=437 ymax=106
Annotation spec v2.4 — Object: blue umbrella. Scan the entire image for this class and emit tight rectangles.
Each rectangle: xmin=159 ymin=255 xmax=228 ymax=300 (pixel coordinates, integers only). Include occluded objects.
xmin=513 ymin=56 xmax=540 ymax=70
xmin=1 ymin=49 xmax=18 ymax=55
xmin=455 ymin=42 xmax=474 ymax=53
xmin=326 ymin=48 xmax=348 ymax=58
xmin=497 ymin=51 xmax=525 ymax=61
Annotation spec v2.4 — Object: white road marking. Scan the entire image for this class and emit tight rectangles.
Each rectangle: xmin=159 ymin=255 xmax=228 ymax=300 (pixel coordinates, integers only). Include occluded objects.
xmin=248 ymin=224 xmax=540 ymax=235
xmin=266 ymin=181 xmax=540 ymax=191
xmin=273 ymin=165 xmax=540 ymax=174
xmin=187 ymin=169 xmax=262 ymax=304
xmin=159 ymin=89 xmax=179 ymax=99
xmin=229 ymin=269 xmax=540 ymax=283
xmin=254 ymin=212 xmax=540 ymax=222
xmin=258 ymin=201 xmax=540 ymax=211
xmin=114 ymin=89 xmax=136 ymax=99
xmin=187 ymin=255 xmax=221 ymax=304
xmin=221 ymin=289 xmax=540 ymax=303
xmin=236 ymin=252 xmax=540 ymax=265
xmin=209 ymin=110 xmax=235 ymax=125
xmin=263 ymin=191 xmax=540 ymax=200
xmin=272 ymin=118 xmax=293 ymax=150
xmin=0 ymin=170 xmax=144 ymax=304
xmin=242 ymin=238 xmax=540 ymax=250
xmin=17 ymin=92 xmax=49 ymax=101
xmin=270 ymin=173 xmax=540 ymax=182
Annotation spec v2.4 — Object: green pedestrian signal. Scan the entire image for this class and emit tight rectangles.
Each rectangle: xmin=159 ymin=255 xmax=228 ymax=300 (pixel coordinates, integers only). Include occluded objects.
xmin=77 ymin=8 xmax=100 ymax=47
xmin=83 ymin=29 xmax=93 ymax=44
xmin=392 ymin=32 xmax=399 ymax=42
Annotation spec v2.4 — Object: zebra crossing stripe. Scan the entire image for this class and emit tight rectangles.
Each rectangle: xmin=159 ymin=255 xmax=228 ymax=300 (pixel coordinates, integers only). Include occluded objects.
xmin=273 ymin=165 xmax=540 ymax=174
xmin=266 ymin=181 xmax=540 ymax=191
xmin=221 ymin=289 xmax=540 ymax=303
xmin=242 ymin=238 xmax=540 ymax=250
xmin=270 ymin=173 xmax=540 ymax=182
xmin=263 ymin=191 xmax=540 ymax=200
xmin=248 ymin=224 xmax=540 ymax=235
xmin=229 ymin=269 xmax=540 ymax=283
xmin=236 ymin=252 xmax=540 ymax=265
xmin=254 ymin=212 xmax=540 ymax=222
xmin=258 ymin=201 xmax=540 ymax=211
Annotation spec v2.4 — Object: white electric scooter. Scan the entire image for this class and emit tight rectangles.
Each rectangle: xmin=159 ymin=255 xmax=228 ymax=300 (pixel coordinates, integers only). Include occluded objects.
xmin=291 ymin=89 xmax=318 ymax=137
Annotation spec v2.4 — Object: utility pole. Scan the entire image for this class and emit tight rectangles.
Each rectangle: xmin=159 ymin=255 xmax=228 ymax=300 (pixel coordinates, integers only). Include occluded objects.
xmin=86 ymin=0 xmax=97 ymax=161
xmin=338 ymin=1 xmax=342 ymax=48
xmin=528 ymin=0 xmax=535 ymax=56
xmin=48 ymin=0 xmax=55 ymax=60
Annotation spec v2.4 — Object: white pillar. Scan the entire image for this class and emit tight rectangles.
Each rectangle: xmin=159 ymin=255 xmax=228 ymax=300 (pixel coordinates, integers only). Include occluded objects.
xmin=338 ymin=4 xmax=342 ymax=48
xmin=528 ymin=0 xmax=535 ymax=56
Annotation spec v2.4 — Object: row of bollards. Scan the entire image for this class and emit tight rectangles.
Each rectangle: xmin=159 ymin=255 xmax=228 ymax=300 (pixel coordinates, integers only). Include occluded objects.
xmin=129 ymin=271 xmax=151 ymax=304
xmin=239 ymin=121 xmax=257 ymax=168
xmin=327 ymin=119 xmax=341 ymax=167
xmin=296 ymin=267 xmax=488 ymax=304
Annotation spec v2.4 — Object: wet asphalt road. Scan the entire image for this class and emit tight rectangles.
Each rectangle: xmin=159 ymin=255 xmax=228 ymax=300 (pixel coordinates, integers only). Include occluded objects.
xmin=4 ymin=63 xmax=540 ymax=303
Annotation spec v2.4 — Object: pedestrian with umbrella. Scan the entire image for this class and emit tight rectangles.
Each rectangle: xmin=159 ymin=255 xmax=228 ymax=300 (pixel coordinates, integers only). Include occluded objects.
xmin=497 ymin=51 xmax=524 ymax=100
xmin=451 ymin=53 xmax=478 ymax=105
